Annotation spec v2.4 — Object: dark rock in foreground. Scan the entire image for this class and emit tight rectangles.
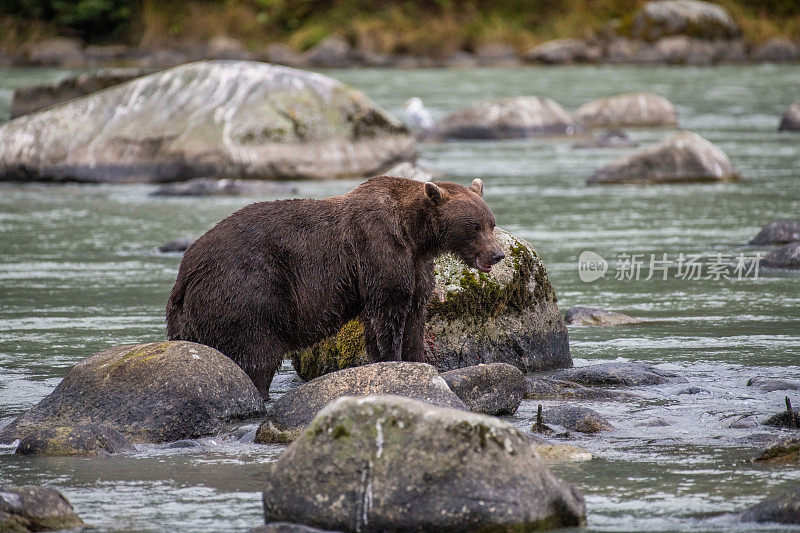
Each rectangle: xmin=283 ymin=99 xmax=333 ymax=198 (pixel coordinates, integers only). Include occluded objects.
xmin=740 ymin=483 xmax=800 ymax=525
xmin=0 ymin=341 xmax=265 ymax=444
xmin=761 ymin=243 xmax=800 ymax=269
xmin=525 ymin=377 xmax=636 ymax=400
xmin=748 ymin=221 xmax=800 ymax=246
xmin=780 ymin=102 xmax=800 ymax=132
xmin=544 ymin=405 xmax=614 ymax=433
xmin=0 ymin=486 xmax=84 ymax=532
xmin=588 ymin=132 xmax=741 ymax=185
xmin=435 ymin=97 xmax=582 ymax=139
xmin=0 ymin=61 xmax=415 ymax=183
xmin=11 ymin=68 xmax=152 ymax=119
xmin=262 ymin=395 xmax=586 ymax=531
xmin=151 ymin=178 xmax=299 ymax=197
xmin=575 ymin=93 xmax=677 ymax=128
xmin=763 ymin=408 xmax=800 ymax=429
xmin=15 ymin=424 xmax=134 ymax=457
xmin=159 ymin=238 xmax=196 ymax=253
xmin=254 ymin=362 xmax=466 ymax=444
xmin=552 ymin=362 xmax=687 ymax=387
xmin=752 ymin=438 xmax=800 ymax=464
xmin=747 ymin=376 xmax=800 ymax=392
xmin=441 ymin=363 xmax=525 ymax=415
xmin=564 ymin=306 xmax=642 ymax=326
xmin=291 ymin=228 xmax=571 ymax=380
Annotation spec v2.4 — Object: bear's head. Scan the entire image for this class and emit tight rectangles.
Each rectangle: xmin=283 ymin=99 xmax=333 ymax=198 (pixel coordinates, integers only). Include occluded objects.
xmin=426 ymin=178 xmax=505 ymax=273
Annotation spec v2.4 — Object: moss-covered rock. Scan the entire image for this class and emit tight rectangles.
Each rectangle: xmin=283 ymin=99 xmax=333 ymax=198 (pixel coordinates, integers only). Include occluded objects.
xmin=292 ymin=227 xmax=571 ymax=380
xmin=0 ymin=486 xmax=84 ymax=532
xmin=261 ymin=395 xmax=586 ymax=531
xmin=0 ymin=341 xmax=265 ymax=444
xmin=0 ymin=61 xmax=415 ymax=183
xmin=15 ymin=424 xmax=134 ymax=457
xmin=752 ymin=438 xmax=800 ymax=464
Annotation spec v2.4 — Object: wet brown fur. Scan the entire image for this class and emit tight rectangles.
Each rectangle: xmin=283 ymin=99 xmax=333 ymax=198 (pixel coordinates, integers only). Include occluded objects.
xmin=166 ymin=176 xmax=502 ymax=397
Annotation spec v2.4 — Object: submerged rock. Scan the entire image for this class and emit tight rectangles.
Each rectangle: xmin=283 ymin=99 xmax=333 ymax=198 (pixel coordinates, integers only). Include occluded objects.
xmin=291 ymin=227 xmax=571 ymax=380
xmin=763 ymin=405 xmax=800 ymax=428
xmin=564 ymin=306 xmax=642 ymax=326
xmin=533 ymin=444 xmax=593 ymax=462
xmin=0 ymin=342 xmax=265 ymax=444
xmin=254 ymin=362 xmax=466 ymax=444
xmin=159 ymin=238 xmax=195 ymax=253
xmin=435 ymin=97 xmax=582 ymax=139
xmin=630 ymin=1 xmax=740 ymax=42
xmin=151 ymin=177 xmax=299 ymax=197
xmin=543 ymin=405 xmax=614 ymax=433
xmin=261 ymin=395 xmax=586 ymax=531
xmin=440 ymin=363 xmax=525 ymax=415
xmin=761 ymin=243 xmax=800 ymax=269
xmin=15 ymin=424 xmax=134 ymax=457
xmin=740 ymin=483 xmax=800 ymax=525
xmin=747 ymin=376 xmax=800 ymax=392
xmin=552 ymin=362 xmax=686 ymax=387
xmin=0 ymin=486 xmax=84 ymax=532
xmin=575 ymin=92 xmax=677 ymax=128
xmin=587 ymin=131 xmax=741 ymax=185
xmin=572 ymin=130 xmax=638 ymax=149
xmin=525 ymin=377 xmax=636 ymax=400
xmin=752 ymin=438 xmax=800 ymax=464
xmin=10 ymin=68 xmax=151 ymax=119
xmin=748 ymin=221 xmax=800 ymax=246
xmin=779 ymin=102 xmax=800 ymax=132
xmin=0 ymin=61 xmax=415 ymax=183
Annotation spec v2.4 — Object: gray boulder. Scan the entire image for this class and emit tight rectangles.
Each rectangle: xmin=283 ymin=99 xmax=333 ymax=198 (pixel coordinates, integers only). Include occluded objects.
xmin=0 ymin=61 xmax=415 ymax=183
xmin=0 ymin=342 xmax=265 ymax=444
xmin=552 ymin=362 xmax=686 ymax=386
xmin=159 ymin=238 xmax=195 ymax=253
xmin=254 ymin=362 xmax=466 ymax=443
xmin=740 ymin=483 xmax=800 ymax=525
xmin=526 ymin=377 xmax=635 ymax=400
xmin=378 ymin=161 xmax=441 ymax=182
xmin=440 ymin=363 xmax=525 ymax=415
xmin=635 ymin=36 xmax=738 ymax=65
xmin=11 ymin=68 xmax=152 ymax=119
xmin=205 ymin=36 xmax=252 ymax=60
xmin=752 ymin=438 xmax=800 ymax=464
xmin=524 ymin=39 xmax=598 ymax=64
xmin=150 ymin=177 xmax=298 ymax=197
xmin=291 ymin=227 xmax=571 ymax=380
xmin=573 ymin=130 xmax=638 ymax=149
xmin=544 ymin=405 xmax=614 ymax=433
xmin=435 ymin=97 xmax=582 ymax=139
xmin=565 ymin=306 xmax=642 ymax=326
xmin=751 ymin=38 xmax=799 ymax=63
xmin=15 ymin=424 xmax=134 ymax=457
xmin=588 ymin=131 xmax=741 ymax=185
xmin=631 ymin=0 xmax=741 ymax=42
xmin=25 ymin=38 xmax=85 ymax=67
xmin=761 ymin=243 xmax=800 ymax=269
xmin=261 ymin=44 xmax=308 ymax=68
xmin=303 ymin=36 xmax=355 ymax=68
xmin=0 ymin=486 xmax=84 ymax=532
xmin=261 ymin=395 xmax=586 ymax=531
xmin=474 ymin=43 xmax=520 ymax=67
xmin=575 ymin=92 xmax=677 ymax=128
xmin=780 ymin=102 xmax=800 ymax=132
xmin=749 ymin=221 xmax=800 ymax=245
xmin=747 ymin=376 xmax=800 ymax=392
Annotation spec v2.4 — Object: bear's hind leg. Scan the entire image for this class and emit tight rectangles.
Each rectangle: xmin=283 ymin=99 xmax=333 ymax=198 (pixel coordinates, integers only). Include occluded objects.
xmin=237 ymin=338 xmax=285 ymax=400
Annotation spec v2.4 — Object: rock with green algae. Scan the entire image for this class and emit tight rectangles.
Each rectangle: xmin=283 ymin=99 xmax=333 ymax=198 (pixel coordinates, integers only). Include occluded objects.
xmin=0 ymin=341 xmax=265 ymax=444
xmin=752 ymin=438 xmax=800 ymax=464
xmin=15 ymin=424 xmax=134 ymax=457
xmin=0 ymin=486 xmax=84 ymax=532
xmin=0 ymin=60 xmax=416 ymax=183
xmin=261 ymin=395 xmax=586 ymax=531
xmin=292 ymin=227 xmax=571 ymax=380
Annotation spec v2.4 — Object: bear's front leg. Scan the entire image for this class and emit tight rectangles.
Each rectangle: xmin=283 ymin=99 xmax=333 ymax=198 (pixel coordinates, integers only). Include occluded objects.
xmin=401 ymin=261 xmax=434 ymax=362
xmin=364 ymin=305 xmax=408 ymax=362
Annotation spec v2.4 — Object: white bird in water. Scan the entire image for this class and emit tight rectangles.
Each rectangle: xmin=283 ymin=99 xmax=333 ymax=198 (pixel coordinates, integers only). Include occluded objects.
xmin=403 ymin=97 xmax=436 ymax=133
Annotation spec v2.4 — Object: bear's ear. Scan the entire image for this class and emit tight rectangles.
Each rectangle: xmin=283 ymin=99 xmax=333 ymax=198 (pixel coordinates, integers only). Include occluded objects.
xmin=425 ymin=182 xmax=443 ymax=204
xmin=469 ymin=178 xmax=483 ymax=197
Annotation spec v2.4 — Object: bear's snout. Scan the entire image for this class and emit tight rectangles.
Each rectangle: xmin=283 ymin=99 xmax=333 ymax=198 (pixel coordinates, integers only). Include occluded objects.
xmin=490 ymin=249 xmax=505 ymax=265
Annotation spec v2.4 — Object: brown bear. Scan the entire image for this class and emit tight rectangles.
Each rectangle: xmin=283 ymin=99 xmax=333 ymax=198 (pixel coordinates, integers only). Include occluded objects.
xmin=166 ymin=176 xmax=504 ymax=398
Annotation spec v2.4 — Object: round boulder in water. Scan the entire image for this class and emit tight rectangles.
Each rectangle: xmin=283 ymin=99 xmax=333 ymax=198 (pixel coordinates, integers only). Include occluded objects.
xmin=748 ymin=221 xmax=800 ymax=246
xmin=575 ymin=92 xmax=678 ymax=128
xmin=15 ymin=424 xmax=134 ymax=457
xmin=261 ymin=395 xmax=586 ymax=531
xmin=780 ymin=102 xmax=800 ymax=132
xmin=0 ymin=341 xmax=265 ymax=444
xmin=0 ymin=486 xmax=84 ymax=532
xmin=761 ymin=243 xmax=800 ymax=270
xmin=587 ymin=131 xmax=741 ymax=184
xmin=0 ymin=61 xmax=415 ymax=183
xmin=435 ymin=97 xmax=581 ymax=139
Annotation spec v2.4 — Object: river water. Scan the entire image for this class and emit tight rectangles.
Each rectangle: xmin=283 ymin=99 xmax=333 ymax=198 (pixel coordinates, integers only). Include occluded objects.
xmin=0 ymin=64 xmax=799 ymax=532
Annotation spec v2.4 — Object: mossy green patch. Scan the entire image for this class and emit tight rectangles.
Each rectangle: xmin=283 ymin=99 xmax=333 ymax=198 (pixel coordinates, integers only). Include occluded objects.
xmin=291 ymin=319 xmax=368 ymax=381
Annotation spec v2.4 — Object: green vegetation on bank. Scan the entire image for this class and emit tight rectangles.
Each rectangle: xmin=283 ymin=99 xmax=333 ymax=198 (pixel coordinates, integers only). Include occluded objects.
xmin=2 ymin=0 xmax=800 ymax=54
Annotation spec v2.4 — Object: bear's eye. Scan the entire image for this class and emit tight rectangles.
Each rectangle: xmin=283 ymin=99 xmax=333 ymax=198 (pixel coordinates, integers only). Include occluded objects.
xmin=472 ymin=222 xmax=480 ymax=232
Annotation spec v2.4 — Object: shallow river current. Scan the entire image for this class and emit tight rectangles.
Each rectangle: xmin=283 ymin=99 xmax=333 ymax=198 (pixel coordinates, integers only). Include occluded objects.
xmin=0 ymin=64 xmax=799 ymax=531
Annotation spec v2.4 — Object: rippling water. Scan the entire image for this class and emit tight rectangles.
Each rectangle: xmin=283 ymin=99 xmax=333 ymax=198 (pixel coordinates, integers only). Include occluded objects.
xmin=1 ymin=64 xmax=799 ymax=532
